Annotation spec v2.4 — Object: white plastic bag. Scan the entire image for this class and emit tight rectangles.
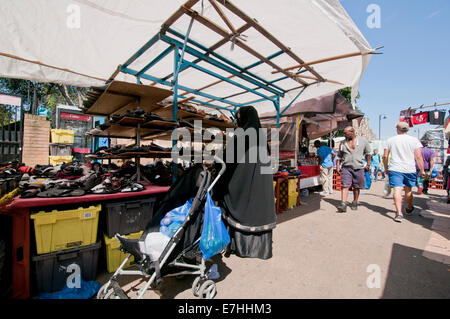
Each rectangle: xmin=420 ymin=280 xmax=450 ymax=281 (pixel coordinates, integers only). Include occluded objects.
xmin=141 ymin=232 xmax=170 ymax=261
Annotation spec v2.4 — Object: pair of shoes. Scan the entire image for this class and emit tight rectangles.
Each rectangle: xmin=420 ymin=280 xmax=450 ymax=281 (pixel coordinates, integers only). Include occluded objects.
xmin=394 ymin=214 xmax=404 ymax=223
xmin=337 ymin=202 xmax=347 ymax=213
xmin=405 ymin=206 xmax=415 ymax=216
xmin=417 ymin=187 xmax=423 ymax=195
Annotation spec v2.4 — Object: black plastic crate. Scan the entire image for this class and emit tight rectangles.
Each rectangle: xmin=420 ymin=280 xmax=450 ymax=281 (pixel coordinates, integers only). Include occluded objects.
xmin=32 ymin=241 xmax=101 ymax=294
xmin=104 ymin=197 xmax=157 ymax=237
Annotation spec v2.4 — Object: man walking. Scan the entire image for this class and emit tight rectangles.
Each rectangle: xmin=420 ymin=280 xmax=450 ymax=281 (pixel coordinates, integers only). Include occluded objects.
xmin=383 ymin=122 xmax=425 ymax=223
xmin=416 ymin=141 xmax=435 ymax=195
xmin=336 ymin=126 xmax=371 ymax=212
xmin=371 ymin=149 xmax=385 ymax=181
xmin=314 ymin=140 xmax=334 ymax=196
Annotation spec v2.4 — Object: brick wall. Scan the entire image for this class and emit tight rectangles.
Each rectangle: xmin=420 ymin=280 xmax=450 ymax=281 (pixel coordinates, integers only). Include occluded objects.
xmin=22 ymin=114 xmax=50 ymax=167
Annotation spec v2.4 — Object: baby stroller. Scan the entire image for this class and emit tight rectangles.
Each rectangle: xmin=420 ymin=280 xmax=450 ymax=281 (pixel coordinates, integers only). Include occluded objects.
xmin=97 ymin=156 xmax=226 ymax=299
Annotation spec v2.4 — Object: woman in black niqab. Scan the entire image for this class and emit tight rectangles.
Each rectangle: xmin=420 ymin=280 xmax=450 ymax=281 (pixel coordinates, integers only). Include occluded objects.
xmin=215 ymin=105 xmax=276 ymax=259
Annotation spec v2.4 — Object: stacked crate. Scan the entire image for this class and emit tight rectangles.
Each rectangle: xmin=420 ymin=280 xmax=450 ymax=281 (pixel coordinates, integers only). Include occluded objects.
xmin=49 ymin=129 xmax=75 ymax=165
xmin=278 ymin=179 xmax=289 ymax=212
xmin=102 ymin=198 xmax=157 ymax=273
xmin=429 ymin=171 xmax=444 ymax=190
xmin=30 ymin=205 xmax=102 ymax=294
xmin=333 ymin=169 xmax=342 ymax=190
xmin=288 ymin=177 xmax=299 ymax=209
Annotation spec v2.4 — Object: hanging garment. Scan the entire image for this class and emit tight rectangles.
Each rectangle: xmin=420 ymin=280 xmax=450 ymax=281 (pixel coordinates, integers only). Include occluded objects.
xmin=411 ymin=112 xmax=428 ymax=125
xmin=428 ymin=110 xmax=446 ymax=125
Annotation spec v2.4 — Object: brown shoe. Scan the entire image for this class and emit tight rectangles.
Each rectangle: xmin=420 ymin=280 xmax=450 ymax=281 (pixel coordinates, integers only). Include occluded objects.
xmin=219 ymin=114 xmax=231 ymax=123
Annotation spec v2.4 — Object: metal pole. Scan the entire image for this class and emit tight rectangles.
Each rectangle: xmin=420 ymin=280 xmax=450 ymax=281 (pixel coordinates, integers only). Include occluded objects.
xmin=379 ymin=114 xmax=381 ymax=141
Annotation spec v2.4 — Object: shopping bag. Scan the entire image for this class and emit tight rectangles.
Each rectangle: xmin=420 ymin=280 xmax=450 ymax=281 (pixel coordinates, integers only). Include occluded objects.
xmin=365 ymin=170 xmax=372 ymax=190
xmin=160 ymin=198 xmax=193 ymax=238
xmin=199 ymin=191 xmax=230 ymax=259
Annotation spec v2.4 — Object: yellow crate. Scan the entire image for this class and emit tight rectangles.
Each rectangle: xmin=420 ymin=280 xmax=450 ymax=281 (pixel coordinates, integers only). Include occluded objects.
xmin=104 ymin=231 xmax=143 ymax=273
xmin=51 ymin=129 xmax=75 ymax=144
xmin=288 ymin=193 xmax=298 ymax=209
xmin=288 ymin=178 xmax=298 ymax=195
xmin=31 ymin=205 xmax=101 ymax=255
xmin=49 ymin=156 xmax=73 ymax=166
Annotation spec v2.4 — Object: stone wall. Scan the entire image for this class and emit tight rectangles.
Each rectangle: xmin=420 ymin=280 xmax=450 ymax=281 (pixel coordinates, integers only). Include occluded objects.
xmin=353 ymin=117 xmax=377 ymax=141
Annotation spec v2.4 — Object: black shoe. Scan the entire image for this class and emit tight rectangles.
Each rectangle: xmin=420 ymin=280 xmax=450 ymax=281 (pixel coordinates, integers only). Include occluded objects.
xmin=405 ymin=206 xmax=415 ymax=216
xmin=422 ymin=189 xmax=428 ymax=194
xmin=337 ymin=202 xmax=347 ymax=213
xmin=351 ymin=201 xmax=358 ymax=211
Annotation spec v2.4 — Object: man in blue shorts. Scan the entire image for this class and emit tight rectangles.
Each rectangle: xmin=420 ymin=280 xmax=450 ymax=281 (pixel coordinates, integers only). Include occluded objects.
xmin=383 ymin=122 xmax=425 ymax=223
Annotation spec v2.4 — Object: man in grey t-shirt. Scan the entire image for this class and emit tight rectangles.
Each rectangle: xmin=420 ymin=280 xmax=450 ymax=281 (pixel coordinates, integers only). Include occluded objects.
xmin=336 ymin=126 xmax=371 ymax=212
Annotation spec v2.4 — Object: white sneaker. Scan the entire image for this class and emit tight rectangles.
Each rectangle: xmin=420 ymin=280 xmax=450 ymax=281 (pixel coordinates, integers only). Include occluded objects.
xmin=319 ymin=192 xmax=328 ymax=196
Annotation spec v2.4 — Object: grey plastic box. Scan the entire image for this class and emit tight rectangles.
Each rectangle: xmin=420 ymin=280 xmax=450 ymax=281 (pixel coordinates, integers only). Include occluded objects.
xmin=50 ymin=143 xmax=73 ymax=156
xmin=104 ymin=197 xmax=157 ymax=237
xmin=32 ymin=241 xmax=101 ymax=294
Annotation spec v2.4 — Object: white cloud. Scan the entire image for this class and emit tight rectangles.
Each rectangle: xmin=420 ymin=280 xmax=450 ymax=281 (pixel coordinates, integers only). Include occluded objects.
xmin=425 ymin=10 xmax=441 ymax=20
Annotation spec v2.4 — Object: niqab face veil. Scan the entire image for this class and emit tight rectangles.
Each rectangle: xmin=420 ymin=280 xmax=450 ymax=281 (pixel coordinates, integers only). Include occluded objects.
xmin=236 ymin=105 xmax=262 ymax=131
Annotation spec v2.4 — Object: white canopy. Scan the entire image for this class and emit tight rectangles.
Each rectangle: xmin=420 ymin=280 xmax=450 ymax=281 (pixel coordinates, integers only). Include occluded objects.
xmin=0 ymin=0 xmax=373 ymax=115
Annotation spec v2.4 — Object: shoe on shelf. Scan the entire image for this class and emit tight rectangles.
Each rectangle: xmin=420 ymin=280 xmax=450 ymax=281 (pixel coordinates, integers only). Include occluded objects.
xmin=337 ymin=202 xmax=347 ymax=213
xmin=351 ymin=201 xmax=358 ymax=210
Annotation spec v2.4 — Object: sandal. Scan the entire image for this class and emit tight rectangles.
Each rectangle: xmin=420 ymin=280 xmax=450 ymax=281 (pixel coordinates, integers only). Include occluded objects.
xmin=120 ymin=183 xmax=145 ymax=193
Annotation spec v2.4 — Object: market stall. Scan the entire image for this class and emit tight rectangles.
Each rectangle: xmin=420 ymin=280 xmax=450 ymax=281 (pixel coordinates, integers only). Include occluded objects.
xmin=261 ymin=91 xmax=364 ymax=194
xmin=399 ymin=104 xmax=450 ymax=190
xmin=0 ymin=0 xmax=374 ymax=299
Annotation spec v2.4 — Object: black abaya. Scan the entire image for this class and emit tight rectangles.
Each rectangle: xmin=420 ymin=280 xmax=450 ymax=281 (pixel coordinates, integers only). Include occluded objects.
xmin=216 ymin=106 xmax=276 ymax=259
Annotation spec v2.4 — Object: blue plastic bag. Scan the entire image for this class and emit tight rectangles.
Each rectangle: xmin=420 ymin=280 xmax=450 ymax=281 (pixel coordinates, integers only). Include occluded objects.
xmin=430 ymin=169 xmax=438 ymax=179
xmin=365 ymin=170 xmax=372 ymax=190
xmin=200 ymin=192 xmax=230 ymax=259
xmin=37 ymin=277 xmax=100 ymax=299
xmin=160 ymin=198 xmax=193 ymax=238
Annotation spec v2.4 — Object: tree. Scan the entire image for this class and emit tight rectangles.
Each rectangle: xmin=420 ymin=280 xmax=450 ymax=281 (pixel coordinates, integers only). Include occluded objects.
xmin=338 ymin=86 xmax=360 ymax=111
xmin=0 ymin=78 xmax=87 ymax=118
xmin=322 ymin=87 xmax=362 ymax=140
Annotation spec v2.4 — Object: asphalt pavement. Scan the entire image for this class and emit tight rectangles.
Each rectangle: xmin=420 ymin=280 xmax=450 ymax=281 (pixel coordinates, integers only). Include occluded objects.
xmin=97 ymin=180 xmax=450 ymax=299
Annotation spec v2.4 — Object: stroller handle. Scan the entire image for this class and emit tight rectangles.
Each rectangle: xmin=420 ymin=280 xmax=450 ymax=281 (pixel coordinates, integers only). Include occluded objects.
xmin=207 ymin=155 xmax=226 ymax=192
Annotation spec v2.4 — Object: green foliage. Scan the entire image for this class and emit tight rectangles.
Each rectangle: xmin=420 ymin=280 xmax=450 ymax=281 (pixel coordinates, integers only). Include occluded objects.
xmin=322 ymin=87 xmax=362 ymax=140
xmin=338 ymin=87 xmax=360 ymax=111
xmin=0 ymin=78 xmax=87 ymax=120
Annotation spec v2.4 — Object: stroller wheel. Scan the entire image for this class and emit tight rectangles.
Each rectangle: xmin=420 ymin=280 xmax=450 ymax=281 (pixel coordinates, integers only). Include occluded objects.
xmin=97 ymin=281 xmax=128 ymax=299
xmin=97 ymin=282 xmax=112 ymax=299
xmin=198 ymin=280 xmax=216 ymax=299
xmin=192 ymin=276 xmax=202 ymax=297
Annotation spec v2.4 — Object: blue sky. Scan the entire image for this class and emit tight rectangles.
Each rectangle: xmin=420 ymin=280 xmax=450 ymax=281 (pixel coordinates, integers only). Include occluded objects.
xmin=340 ymin=0 xmax=450 ymax=139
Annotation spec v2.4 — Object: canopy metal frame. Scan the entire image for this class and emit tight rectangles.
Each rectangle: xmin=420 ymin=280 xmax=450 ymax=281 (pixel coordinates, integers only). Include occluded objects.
xmin=111 ymin=0 xmax=331 ymax=127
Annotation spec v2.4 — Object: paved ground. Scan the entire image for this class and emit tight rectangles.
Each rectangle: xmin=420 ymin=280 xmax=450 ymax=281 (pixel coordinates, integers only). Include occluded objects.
xmin=97 ymin=181 xmax=450 ymax=299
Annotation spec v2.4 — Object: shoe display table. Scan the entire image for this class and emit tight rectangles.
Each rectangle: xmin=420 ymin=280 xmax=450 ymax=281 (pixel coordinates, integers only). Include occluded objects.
xmin=0 ymin=185 xmax=169 ymax=299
